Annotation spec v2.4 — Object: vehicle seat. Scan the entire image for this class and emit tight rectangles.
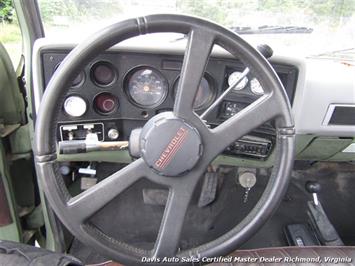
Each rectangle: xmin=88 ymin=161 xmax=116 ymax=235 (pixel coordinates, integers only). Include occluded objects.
xmin=0 ymin=240 xmax=82 ymax=266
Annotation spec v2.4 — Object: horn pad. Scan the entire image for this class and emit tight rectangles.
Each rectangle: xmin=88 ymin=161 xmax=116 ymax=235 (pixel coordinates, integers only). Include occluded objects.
xmin=140 ymin=112 xmax=203 ymax=176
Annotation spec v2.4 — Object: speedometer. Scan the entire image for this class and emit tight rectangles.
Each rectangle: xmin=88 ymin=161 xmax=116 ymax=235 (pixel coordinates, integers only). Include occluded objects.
xmin=125 ymin=67 xmax=168 ymax=108
xmin=174 ymin=76 xmax=215 ymax=110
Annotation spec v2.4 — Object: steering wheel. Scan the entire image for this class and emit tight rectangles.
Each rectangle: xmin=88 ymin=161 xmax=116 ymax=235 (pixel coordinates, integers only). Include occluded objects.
xmin=34 ymin=14 xmax=295 ymax=265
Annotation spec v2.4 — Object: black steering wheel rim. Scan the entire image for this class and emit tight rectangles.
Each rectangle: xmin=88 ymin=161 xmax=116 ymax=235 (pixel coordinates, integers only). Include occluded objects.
xmin=34 ymin=14 xmax=295 ymax=265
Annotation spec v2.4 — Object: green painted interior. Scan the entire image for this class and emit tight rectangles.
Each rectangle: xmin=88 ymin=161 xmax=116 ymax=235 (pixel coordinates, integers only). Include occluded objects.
xmin=0 ymin=42 xmax=26 ymax=125
xmin=328 ymin=152 xmax=355 ymax=161
xmin=297 ymin=136 xmax=354 ymax=161
xmin=0 ymin=40 xmax=24 ymax=243
xmin=9 ymin=124 xmax=32 ymax=155
xmin=13 ymin=0 xmax=58 ymax=251
xmin=57 ymin=135 xmax=355 ymax=166
xmin=0 ymin=142 xmax=21 ymax=242
xmin=57 ymin=149 xmax=133 ymax=163
xmin=328 ymin=139 xmax=355 ymax=161
xmin=295 ymin=135 xmax=315 ymax=154
xmin=13 ymin=0 xmax=36 ymax=144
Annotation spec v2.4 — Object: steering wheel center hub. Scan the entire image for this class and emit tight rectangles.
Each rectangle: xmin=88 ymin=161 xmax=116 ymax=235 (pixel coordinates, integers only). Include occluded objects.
xmin=140 ymin=112 xmax=202 ymax=176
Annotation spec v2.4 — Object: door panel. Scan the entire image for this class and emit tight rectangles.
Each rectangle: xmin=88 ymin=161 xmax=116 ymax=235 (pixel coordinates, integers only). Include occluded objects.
xmin=0 ymin=42 xmax=24 ymax=241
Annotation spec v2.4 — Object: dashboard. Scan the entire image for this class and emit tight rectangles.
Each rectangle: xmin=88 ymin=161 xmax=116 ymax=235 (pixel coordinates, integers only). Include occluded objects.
xmin=32 ymin=39 xmax=355 ymax=164
xmin=39 ymin=49 xmax=298 ymax=160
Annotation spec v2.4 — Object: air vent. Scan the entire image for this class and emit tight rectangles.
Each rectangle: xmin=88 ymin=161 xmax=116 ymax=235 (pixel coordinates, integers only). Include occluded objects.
xmin=323 ymin=104 xmax=355 ymax=126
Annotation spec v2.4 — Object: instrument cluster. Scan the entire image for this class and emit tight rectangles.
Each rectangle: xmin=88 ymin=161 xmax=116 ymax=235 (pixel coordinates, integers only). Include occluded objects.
xmin=58 ymin=63 xmax=265 ymax=119
xmin=41 ymin=51 xmax=297 ymax=148
xmin=52 ymin=59 xmax=220 ymax=119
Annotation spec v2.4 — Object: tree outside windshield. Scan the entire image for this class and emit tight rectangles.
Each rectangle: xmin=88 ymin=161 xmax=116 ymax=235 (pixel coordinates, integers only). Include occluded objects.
xmin=35 ymin=0 xmax=355 ymax=56
xmin=0 ymin=0 xmax=22 ymax=66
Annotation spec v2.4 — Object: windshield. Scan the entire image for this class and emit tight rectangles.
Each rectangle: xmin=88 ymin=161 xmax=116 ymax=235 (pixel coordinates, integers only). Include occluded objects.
xmin=37 ymin=0 xmax=355 ymax=57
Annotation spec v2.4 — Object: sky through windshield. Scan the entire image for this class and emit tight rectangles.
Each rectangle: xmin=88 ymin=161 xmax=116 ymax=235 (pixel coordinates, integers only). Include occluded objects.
xmin=37 ymin=0 xmax=355 ymax=56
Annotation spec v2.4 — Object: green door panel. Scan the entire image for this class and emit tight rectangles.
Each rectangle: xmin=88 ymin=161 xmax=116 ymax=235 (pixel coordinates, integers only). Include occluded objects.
xmin=0 ymin=142 xmax=21 ymax=242
xmin=9 ymin=124 xmax=32 ymax=156
xmin=0 ymin=42 xmax=25 ymax=125
xmin=0 ymin=41 xmax=25 ymax=242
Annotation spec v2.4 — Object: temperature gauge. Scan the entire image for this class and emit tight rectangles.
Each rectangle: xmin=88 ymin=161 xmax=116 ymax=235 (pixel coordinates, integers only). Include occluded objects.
xmin=250 ymin=78 xmax=264 ymax=95
xmin=228 ymin=71 xmax=248 ymax=91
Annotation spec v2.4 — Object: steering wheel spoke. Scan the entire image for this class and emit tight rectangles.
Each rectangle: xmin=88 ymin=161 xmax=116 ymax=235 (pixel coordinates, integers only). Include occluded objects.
xmin=152 ymin=177 xmax=198 ymax=258
xmin=174 ymin=28 xmax=215 ymax=120
xmin=66 ymin=158 xmax=147 ymax=223
xmin=212 ymin=93 xmax=280 ymax=152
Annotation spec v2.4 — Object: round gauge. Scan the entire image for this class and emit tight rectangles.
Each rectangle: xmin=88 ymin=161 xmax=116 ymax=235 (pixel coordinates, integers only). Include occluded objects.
xmin=71 ymin=71 xmax=85 ymax=87
xmin=174 ymin=76 xmax=214 ymax=110
xmin=250 ymin=78 xmax=264 ymax=95
xmin=228 ymin=71 xmax=248 ymax=90
xmin=94 ymin=92 xmax=118 ymax=114
xmin=63 ymin=96 xmax=87 ymax=117
xmin=126 ymin=67 xmax=168 ymax=108
xmin=91 ymin=61 xmax=117 ymax=86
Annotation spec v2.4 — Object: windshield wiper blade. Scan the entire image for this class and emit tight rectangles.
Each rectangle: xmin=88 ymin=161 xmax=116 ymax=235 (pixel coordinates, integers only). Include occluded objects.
xmin=308 ymin=48 xmax=355 ymax=62
xmin=311 ymin=47 xmax=355 ymax=57
xmin=231 ymin=25 xmax=313 ymax=34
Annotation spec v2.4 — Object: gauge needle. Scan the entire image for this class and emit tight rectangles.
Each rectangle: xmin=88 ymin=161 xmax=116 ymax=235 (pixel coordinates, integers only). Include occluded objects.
xmin=200 ymin=67 xmax=250 ymax=119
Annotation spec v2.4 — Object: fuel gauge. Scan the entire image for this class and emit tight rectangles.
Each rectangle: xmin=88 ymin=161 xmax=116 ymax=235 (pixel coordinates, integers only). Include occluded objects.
xmin=250 ymin=78 xmax=264 ymax=95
